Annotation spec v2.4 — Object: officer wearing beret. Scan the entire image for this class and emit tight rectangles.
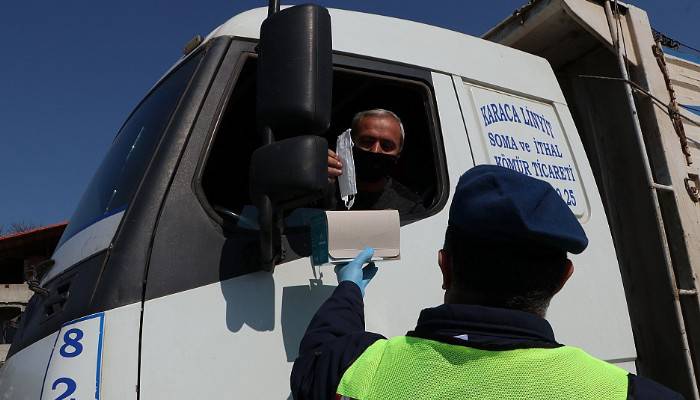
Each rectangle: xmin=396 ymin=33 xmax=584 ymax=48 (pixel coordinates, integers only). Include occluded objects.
xmin=291 ymin=165 xmax=683 ymax=399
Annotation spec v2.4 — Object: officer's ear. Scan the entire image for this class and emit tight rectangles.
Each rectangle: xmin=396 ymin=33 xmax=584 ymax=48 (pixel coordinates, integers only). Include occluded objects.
xmin=438 ymin=249 xmax=452 ymax=290
xmin=553 ymin=259 xmax=574 ymax=295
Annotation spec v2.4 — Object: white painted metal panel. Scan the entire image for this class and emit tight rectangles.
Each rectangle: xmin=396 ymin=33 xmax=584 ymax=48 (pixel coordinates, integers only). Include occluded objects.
xmin=454 ymin=75 xmax=636 ymax=370
xmin=0 ymin=332 xmax=57 ymax=400
xmin=98 ymin=303 xmax=140 ymax=400
xmin=197 ymin=8 xmax=566 ymax=104
xmin=0 ymin=302 xmax=141 ymax=400
xmin=548 ymin=102 xmax=636 ymax=371
xmin=40 ymin=313 xmax=104 ymax=400
xmin=615 ymin=361 xmax=637 ymax=374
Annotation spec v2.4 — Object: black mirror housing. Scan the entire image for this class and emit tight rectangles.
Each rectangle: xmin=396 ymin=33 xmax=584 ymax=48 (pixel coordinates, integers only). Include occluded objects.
xmin=250 ymin=135 xmax=328 ymax=209
xmin=256 ymin=4 xmax=333 ymax=139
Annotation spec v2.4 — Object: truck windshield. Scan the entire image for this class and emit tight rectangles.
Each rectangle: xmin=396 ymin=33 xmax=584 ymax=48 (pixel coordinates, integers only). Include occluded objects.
xmin=57 ymin=51 xmax=204 ymax=247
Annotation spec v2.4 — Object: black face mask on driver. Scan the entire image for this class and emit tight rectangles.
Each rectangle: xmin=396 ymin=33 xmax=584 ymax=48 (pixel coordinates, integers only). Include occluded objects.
xmin=352 ymin=146 xmax=398 ymax=183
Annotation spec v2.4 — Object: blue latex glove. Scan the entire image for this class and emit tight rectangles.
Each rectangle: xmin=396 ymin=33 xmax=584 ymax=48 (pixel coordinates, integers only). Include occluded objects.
xmin=334 ymin=247 xmax=378 ymax=297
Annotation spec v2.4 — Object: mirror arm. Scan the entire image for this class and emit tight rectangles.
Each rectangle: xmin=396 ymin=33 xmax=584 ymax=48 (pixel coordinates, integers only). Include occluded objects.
xmin=257 ymin=194 xmax=281 ymax=271
xmin=213 ymin=205 xmax=240 ymax=222
xmin=28 ymin=281 xmax=50 ymax=297
xmin=261 ymin=125 xmax=274 ymax=145
xmin=268 ymin=0 xmax=280 ymax=17
xmin=24 ymin=259 xmax=53 ymax=297
xmin=257 ymin=125 xmax=279 ymax=271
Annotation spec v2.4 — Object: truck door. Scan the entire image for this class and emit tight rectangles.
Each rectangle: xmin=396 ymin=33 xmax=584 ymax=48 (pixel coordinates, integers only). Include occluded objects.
xmin=138 ymin=37 xmax=472 ymax=397
xmin=452 ymin=77 xmax=637 ymax=371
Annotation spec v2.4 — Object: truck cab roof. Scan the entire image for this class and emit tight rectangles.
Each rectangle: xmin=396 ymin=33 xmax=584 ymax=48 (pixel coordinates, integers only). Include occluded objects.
xmin=199 ymin=7 xmax=566 ymax=104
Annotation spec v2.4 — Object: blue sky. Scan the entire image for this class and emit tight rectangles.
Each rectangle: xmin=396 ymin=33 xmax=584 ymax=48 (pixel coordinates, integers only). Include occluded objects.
xmin=1 ymin=0 xmax=698 ymax=229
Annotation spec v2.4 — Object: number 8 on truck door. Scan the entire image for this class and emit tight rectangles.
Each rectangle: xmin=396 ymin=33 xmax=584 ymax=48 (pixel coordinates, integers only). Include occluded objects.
xmin=41 ymin=313 xmax=105 ymax=400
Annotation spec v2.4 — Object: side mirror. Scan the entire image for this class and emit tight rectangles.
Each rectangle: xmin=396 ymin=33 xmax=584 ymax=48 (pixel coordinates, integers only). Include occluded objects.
xmin=250 ymin=135 xmax=328 ymax=270
xmin=256 ymin=4 xmax=333 ymax=139
xmin=252 ymin=3 xmax=333 ymax=271
xmin=250 ymin=135 xmax=328 ymax=209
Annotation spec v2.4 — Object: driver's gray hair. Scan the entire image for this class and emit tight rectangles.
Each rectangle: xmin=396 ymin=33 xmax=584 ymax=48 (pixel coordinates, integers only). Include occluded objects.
xmin=351 ymin=109 xmax=405 ymax=148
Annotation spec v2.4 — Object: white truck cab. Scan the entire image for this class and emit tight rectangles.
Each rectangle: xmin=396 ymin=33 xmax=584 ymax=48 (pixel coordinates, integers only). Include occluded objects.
xmin=0 ymin=5 xmax=645 ymax=399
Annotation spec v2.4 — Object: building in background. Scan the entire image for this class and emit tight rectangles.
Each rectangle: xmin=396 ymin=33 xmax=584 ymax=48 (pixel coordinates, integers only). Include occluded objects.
xmin=0 ymin=223 xmax=66 ymax=363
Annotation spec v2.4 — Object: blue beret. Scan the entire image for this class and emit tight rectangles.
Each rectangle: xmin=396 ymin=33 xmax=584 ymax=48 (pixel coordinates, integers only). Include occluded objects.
xmin=448 ymin=165 xmax=588 ymax=254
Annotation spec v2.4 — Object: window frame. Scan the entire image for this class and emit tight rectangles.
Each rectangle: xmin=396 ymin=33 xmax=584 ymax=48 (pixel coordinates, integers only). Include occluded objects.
xmin=193 ymin=40 xmax=449 ymax=229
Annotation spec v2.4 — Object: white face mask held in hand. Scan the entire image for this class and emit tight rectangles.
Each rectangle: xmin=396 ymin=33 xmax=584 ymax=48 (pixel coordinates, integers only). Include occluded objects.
xmin=336 ymin=128 xmax=357 ymax=209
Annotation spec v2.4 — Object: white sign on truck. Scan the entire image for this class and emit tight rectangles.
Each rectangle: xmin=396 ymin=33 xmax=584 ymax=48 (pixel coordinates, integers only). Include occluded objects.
xmin=40 ymin=313 xmax=104 ymax=400
xmin=470 ymin=86 xmax=586 ymax=217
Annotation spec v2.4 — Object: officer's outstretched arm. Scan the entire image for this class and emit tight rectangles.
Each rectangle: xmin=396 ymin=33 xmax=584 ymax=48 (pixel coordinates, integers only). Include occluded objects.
xmin=291 ymin=249 xmax=384 ymax=400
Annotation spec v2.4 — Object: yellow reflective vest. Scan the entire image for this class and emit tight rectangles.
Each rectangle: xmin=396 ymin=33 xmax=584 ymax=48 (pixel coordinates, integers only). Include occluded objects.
xmin=337 ymin=336 xmax=628 ymax=400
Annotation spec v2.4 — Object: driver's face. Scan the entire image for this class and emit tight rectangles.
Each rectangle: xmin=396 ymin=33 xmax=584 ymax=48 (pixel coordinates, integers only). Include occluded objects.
xmin=353 ymin=115 xmax=402 ymax=156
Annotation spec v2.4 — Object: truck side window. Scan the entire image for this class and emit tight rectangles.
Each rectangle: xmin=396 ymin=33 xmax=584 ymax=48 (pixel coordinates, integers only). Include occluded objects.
xmin=201 ymin=58 xmax=260 ymax=219
xmin=200 ymin=56 xmax=445 ymax=227
xmin=327 ymin=67 xmax=445 ymax=220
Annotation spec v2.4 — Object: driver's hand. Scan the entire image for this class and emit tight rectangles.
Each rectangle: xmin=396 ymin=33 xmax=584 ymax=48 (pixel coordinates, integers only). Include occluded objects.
xmin=328 ymin=149 xmax=343 ymax=183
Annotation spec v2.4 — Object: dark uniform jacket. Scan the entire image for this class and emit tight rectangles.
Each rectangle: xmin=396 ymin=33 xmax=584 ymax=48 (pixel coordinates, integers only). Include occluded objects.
xmin=291 ymin=282 xmax=684 ymax=400
xmin=327 ymin=178 xmax=425 ymax=216
xmin=350 ymin=178 xmax=425 ymax=215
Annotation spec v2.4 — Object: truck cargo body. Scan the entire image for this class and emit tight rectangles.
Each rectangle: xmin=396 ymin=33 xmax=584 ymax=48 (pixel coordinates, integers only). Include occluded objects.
xmin=485 ymin=0 xmax=700 ymax=397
